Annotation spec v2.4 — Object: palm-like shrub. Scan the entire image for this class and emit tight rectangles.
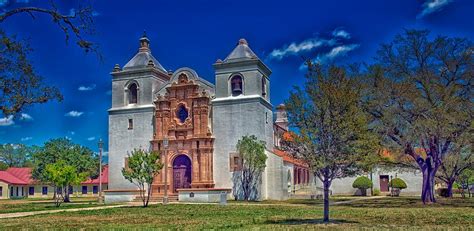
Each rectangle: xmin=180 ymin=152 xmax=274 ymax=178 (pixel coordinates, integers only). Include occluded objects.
xmin=352 ymin=176 xmax=373 ymax=189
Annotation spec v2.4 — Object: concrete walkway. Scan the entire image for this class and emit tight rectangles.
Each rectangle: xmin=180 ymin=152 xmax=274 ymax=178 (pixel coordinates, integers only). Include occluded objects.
xmin=0 ymin=204 xmax=130 ymax=219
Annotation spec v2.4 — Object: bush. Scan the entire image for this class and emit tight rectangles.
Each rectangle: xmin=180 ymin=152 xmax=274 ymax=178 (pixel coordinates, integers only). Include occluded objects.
xmin=438 ymin=188 xmax=449 ymax=197
xmin=352 ymin=176 xmax=373 ymax=189
xmin=373 ymin=188 xmax=381 ymax=196
xmin=389 ymin=178 xmax=407 ymax=189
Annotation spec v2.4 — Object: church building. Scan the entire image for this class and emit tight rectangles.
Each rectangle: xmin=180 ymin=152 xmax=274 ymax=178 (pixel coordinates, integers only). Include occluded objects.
xmin=105 ymin=34 xmax=311 ymax=203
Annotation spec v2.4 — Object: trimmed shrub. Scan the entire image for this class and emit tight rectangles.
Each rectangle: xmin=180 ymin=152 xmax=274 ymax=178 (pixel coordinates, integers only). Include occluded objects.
xmin=373 ymin=188 xmax=381 ymax=196
xmin=352 ymin=176 xmax=373 ymax=189
xmin=389 ymin=178 xmax=407 ymax=189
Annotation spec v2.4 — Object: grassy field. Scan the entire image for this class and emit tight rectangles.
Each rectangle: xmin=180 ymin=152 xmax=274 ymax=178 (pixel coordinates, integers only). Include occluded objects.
xmin=0 ymin=198 xmax=104 ymax=214
xmin=0 ymin=197 xmax=472 ymax=230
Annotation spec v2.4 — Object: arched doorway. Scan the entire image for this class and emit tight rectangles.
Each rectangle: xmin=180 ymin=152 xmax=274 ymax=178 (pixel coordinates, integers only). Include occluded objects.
xmin=172 ymin=155 xmax=192 ymax=193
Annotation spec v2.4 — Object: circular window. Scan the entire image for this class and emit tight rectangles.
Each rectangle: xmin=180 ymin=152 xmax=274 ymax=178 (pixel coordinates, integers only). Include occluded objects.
xmin=176 ymin=104 xmax=188 ymax=123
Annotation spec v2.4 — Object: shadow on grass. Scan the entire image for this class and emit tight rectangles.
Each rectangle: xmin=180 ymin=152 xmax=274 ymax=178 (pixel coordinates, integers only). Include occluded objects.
xmin=266 ymin=218 xmax=358 ymax=225
xmin=336 ymin=197 xmax=474 ymax=208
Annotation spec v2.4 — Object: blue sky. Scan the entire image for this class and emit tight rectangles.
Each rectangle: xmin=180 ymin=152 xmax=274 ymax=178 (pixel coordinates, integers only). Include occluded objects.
xmin=0 ymin=0 xmax=473 ymax=156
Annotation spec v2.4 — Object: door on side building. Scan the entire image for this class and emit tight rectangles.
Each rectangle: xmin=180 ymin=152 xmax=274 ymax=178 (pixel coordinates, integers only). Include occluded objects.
xmin=172 ymin=155 xmax=192 ymax=193
xmin=380 ymin=175 xmax=389 ymax=192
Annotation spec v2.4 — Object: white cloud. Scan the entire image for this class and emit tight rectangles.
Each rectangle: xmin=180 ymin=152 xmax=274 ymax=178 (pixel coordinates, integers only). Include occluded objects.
xmin=268 ymin=37 xmax=336 ymax=60
xmin=417 ymin=0 xmax=453 ymax=18
xmin=78 ymin=84 xmax=96 ymax=91
xmin=65 ymin=111 xmax=84 ymax=117
xmin=332 ymin=28 xmax=351 ymax=39
xmin=65 ymin=136 xmax=72 ymax=140
xmin=299 ymin=44 xmax=360 ymax=70
xmin=0 ymin=115 xmax=14 ymax=126
xmin=21 ymin=137 xmax=32 ymax=141
xmin=19 ymin=113 xmax=33 ymax=121
xmin=69 ymin=131 xmax=76 ymax=135
xmin=87 ymin=136 xmax=96 ymax=141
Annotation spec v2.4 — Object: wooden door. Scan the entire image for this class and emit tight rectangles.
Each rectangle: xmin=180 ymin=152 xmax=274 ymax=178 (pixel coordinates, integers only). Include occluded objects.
xmin=380 ymin=175 xmax=389 ymax=192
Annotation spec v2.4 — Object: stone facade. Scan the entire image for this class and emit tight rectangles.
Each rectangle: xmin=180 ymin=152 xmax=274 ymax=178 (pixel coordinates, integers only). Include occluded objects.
xmin=105 ymin=35 xmax=309 ymax=202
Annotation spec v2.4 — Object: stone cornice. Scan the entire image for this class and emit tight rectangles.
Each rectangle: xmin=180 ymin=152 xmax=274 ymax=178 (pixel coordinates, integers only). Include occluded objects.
xmin=111 ymin=67 xmax=170 ymax=82
xmin=108 ymin=105 xmax=155 ymax=114
xmin=211 ymin=94 xmax=272 ymax=110
xmin=213 ymin=59 xmax=272 ymax=77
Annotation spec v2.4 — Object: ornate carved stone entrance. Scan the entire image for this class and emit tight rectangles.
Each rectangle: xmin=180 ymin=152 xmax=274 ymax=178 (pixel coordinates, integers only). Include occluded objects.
xmin=151 ymin=70 xmax=215 ymax=196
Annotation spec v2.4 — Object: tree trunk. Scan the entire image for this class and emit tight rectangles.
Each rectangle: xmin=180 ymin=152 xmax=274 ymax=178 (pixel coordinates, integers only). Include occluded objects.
xmin=323 ymin=179 xmax=331 ymax=222
xmin=145 ymin=184 xmax=152 ymax=207
xmin=63 ymin=187 xmax=71 ymax=203
xmin=446 ymin=179 xmax=455 ymax=198
xmin=421 ymin=168 xmax=436 ymax=203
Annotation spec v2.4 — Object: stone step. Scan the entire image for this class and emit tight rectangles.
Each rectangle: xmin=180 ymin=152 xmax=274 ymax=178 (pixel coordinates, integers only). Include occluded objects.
xmin=133 ymin=195 xmax=179 ymax=202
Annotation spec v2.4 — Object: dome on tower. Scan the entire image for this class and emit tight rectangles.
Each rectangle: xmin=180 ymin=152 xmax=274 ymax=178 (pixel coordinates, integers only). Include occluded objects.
xmin=123 ymin=33 xmax=166 ymax=72
xmin=224 ymin=38 xmax=259 ymax=62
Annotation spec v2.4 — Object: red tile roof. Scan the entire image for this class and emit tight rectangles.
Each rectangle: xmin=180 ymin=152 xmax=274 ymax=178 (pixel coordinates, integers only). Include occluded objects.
xmin=273 ymin=149 xmax=308 ymax=168
xmin=0 ymin=166 xmax=108 ymax=185
xmin=6 ymin=167 xmax=35 ymax=184
xmin=0 ymin=171 xmax=28 ymax=185
xmin=82 ymin=165 xmax=109 ymax=185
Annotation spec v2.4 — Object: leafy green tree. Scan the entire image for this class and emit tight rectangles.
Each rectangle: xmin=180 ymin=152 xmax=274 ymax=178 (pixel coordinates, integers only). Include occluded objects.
xmin=32 ymin=138 xmax=98 ymax=202
xmin=45 ymin=161 xmax=87 ymax=207
xmin=283 ymin=63 xmax=379 ymax=222
xmin=122 ymin=149 xmax=162 ymax=207
xmin=0 ymin=143 xmax=35 ymax=167
xmin=0 ymin=0 xmax=98 ymax=115
xmin=457 ymin=168 xmax=474 ymax=198
xmin=235 ymin=135 xmax=267 ymax=201
xmin=363 ymin=30 xmax=473 ymax=204
xmin=0 ymin=161 xmax=7 ymax=170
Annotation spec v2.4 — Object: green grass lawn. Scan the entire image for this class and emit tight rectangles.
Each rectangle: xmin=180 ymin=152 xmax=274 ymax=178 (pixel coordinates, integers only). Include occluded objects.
xmin=0 ymin=198 xmax=105 ymax=214
xmin=0 ymin=197 xmax=472 ymax=230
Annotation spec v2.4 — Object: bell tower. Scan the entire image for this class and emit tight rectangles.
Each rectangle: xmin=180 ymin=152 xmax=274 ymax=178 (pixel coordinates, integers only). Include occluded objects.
xmin=211 ymin=38 xmax=274 ymax=197
xmin=108 ymin=33 xmax=170 ymax=193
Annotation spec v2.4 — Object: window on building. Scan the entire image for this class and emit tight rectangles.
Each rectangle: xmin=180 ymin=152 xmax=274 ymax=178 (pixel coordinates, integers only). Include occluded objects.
xmin=262 ymin=78 xmax=267 ymax=96
xmin=229 ymin=153 xmax=242 ymax=172
xmin=0 ymin=186 xmax=2 ymax=197
xmin=177 ymin=105 xmax=188 ymax=123
xmin=29 ymin=187 xmax=34 ymax=196
xmin=16 ymin=187 xmax=18 ymax=196
xmin=230 ymin=75 xmax=243 ymax=96
xmin=10 ymin=187 xmax=13 ymax=197
xmin=42 ymin=186 xmax=48 ymax=195
xmin=82 ymin=186 xmax=88 ymax=195
xmin=93 ymin=186 xmax=98 ymax=194
xmin=128 ymin=83 xmax=138 ymax=104
xmin=128 ymin=119 xmax=133 ymax=130
xmin=68 ymin=186 xmax=73 ymax=195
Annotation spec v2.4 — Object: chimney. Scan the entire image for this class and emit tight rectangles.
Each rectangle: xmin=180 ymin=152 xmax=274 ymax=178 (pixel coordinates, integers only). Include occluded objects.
xmin=275 ymin=104 xmax=288 ymax=131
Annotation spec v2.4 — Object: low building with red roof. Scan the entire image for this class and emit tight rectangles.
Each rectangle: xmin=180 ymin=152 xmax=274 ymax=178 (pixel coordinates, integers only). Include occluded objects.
xmin=0 ymin=166 xmax=108 ymax=199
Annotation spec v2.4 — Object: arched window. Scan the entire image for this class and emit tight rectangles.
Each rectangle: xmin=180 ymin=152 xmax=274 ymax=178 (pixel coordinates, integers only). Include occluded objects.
xmin=230 ymin=75 xmax=243 ymax=96
xmin=177 ymin=104 xmax=188 ymax=123
xmin=262 ymin=77 xmax=266 ymax=96
xmin=128 ymin=83 xmax=138 ymax=104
